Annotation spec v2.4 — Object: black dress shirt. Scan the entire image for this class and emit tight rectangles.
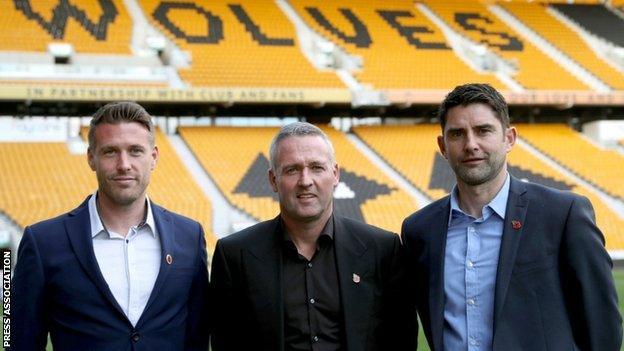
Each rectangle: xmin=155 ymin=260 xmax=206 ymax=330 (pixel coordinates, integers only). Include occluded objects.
xmin=282 ymin=216 xmax=343 ymax=351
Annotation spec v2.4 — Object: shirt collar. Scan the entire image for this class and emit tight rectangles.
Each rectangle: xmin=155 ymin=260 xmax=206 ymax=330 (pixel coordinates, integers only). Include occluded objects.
xmin=88 ymin=192 xmax=157 ymax=238
xmin=449 ymin=173 xmax=510 ymax=225
xmin=281 ymin=214 xmax=335 ymax=243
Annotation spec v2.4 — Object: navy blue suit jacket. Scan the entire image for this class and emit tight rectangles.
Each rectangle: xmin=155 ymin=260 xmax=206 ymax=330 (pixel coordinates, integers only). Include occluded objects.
xmin=10 ymin=197 xmax=210 ymax=351
xmin=402 ymin=176 xmax=622 ymax=351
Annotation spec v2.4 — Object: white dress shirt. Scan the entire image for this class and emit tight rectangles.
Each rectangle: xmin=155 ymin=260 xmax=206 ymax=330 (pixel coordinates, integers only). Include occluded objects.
xmin=88 ymin=192 xmax=161 ymax=326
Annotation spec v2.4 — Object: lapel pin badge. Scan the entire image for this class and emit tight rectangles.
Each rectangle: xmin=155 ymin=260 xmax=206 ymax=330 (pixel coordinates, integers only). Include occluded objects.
xmin=511 ymin=220 xmax=522 ymax=230
xmin=352 ymin=273 xmax=360 ymax=284
xmin=166 ymin=254 xmax=173 ymax=265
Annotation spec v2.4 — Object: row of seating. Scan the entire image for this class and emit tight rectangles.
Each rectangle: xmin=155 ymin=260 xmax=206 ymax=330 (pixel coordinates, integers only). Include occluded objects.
xmin=1 ymin=1 xmax=623 ymax=91
xmin=140 ymin=0 xmax=345 ymax=88
xmin=289 ymin=0 xmax=505 ymax=90
xmin=353 ymin=124 xmax=624 ymax=250
xmin=518 ymin=124 xmax=624 ymax=201
xmin=178 ymin=125 xmax=415 ymax=234
xmin=2 ymin=124 xmax=623 ymax=250
xmin=0 ymin=129 xmax=215 ymax=251
xmin=501 ymin=2 xmax=624 ymax=90
xmin=0 ymin=0 xmax=131 ymax=54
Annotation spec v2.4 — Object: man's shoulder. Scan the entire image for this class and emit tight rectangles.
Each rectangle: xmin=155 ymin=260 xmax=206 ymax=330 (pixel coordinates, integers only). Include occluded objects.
xmin=337 ymin=216 xmax=396 ymax=239
xmin=403 ymin=195 xmax=450 ymax=227
xmin=153 ymin=203 xmax=201 ymax=228
xmin=217 ymin=218 xmax=278 ymax=249
xmin=519 ymin=179 xmax=582 ymax=205
xmin=26 ymin=198 xmax=89 ymax=235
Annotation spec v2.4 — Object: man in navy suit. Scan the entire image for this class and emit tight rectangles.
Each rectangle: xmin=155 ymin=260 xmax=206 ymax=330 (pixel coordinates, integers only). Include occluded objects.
xmin=10 ymin=102 xmax=209 ymax=350
xmin=402 ymin=84 xmax=622 ymax=350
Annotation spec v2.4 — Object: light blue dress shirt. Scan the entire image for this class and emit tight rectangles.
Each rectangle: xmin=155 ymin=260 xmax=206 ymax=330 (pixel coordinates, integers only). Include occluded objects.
xmin=443 ymin=174 xmax=510 ymax=351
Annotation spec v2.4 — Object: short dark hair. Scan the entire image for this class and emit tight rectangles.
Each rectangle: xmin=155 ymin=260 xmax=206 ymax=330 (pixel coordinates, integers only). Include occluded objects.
xmin=437 ymin=83 xmax=509 ymax=130
xmin=88 ymin=101 xmax=154 ymax=149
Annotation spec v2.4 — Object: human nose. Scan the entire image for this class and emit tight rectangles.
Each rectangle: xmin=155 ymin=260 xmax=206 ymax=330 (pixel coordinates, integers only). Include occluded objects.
xmin=464 ymin=132 xmax=479 ymax=152
xmin=297 ymin=168 xmax=313 ymax=187
xmin=116 ymin=151 xmax=131 ymax=172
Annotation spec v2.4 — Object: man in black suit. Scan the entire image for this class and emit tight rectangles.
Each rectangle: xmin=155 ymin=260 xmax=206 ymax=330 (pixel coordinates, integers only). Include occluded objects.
xmin=210 ymin=122 xmax=415 ymax=351
xmin=402 ymin=83 xmax=622 ymax=350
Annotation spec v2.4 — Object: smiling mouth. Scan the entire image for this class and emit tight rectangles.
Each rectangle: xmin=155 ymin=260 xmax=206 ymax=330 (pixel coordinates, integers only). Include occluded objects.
xmin=112 ymin=177 xmax=135 ymax=184
xmin=462 ymin=158 xmax=484 ymax=164
xmin=297 ymin=194 xmax=316 ymax=199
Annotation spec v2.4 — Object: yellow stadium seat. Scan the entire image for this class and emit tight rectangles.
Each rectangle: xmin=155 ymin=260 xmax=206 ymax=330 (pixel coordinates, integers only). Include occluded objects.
xmin=139 ymin=0 xmax=344 ymax=88
xmin=518 ymin=124 xmax=624 ymax=201
xmin=501 ymin=2 xmax=624 ymax=90
xmin=425 ymin=0 xmax=589 ymax=90
xmin=0 ymin=129 xmax=216 ymax=251
xmin=0 ymin=0 xmax=132 ymax=54
xmin=354 ymin=124 xmax=624 ymax=250
xmin=179 ymin=125 xmax=416 ymax=233
xmin=289 ymin=0 xmax=505 ymax=90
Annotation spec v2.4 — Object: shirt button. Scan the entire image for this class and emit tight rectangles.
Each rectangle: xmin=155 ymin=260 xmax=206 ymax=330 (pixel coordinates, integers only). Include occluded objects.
xmin=309 ymin=298 xmax=315 ymax=304
xmin=131 ymin=332 xmax=140 ymax=342
xmin=312 ymin=335 xmax=319 ymax=342
xmin=467 ymin=260 xmax=474 ymax=268
xmin=467 ymin=298 xmax=475 ymax=305
xmin=307 ymin=262 xmax=313 ymax=268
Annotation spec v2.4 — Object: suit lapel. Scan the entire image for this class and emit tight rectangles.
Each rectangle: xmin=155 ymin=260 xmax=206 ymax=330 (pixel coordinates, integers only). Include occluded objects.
xmin=65 ymin=197 xmax=128 ymax=322
xmin=493 ymin=177 xmax=528 ymax=328
xmin=246 ymin=217 xmax=284 ymax=351
xmin=429 ymin=198 xmax=450 ymax=351
xmin=334 ymin=217 xmax=370 ymax=351
xmin=137 ymin=203 xmax=174 ymax=327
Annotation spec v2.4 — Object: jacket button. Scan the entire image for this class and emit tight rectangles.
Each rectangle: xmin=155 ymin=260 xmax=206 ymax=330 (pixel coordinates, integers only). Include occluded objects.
xmin=131 ymin=332 xmax=140 ymax=342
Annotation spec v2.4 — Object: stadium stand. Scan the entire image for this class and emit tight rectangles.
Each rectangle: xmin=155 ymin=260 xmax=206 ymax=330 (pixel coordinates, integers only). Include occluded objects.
xmin=0 ymin=129 xmax=216 ymax=249
xmin=424 ymin=0 xmax=589 ymax=90
xmin=501 ymin=2 xmax=624 ymax=90
xmin=179 ymin=125 xmax=415 ymax=233
xmin=288 ymin=0 xmax=505 ymax=90
xmin=518 ymin=124 xmax=624 ymax=201
xmin=0 ymin=0 xmax=132 ymax=54
xmin=552 ymin=3 xmax=624 ymax=47
xmin=139 ymin=0 xmax=345 ymax=88
xmin=354 ymin=123 xmax=624 ymax=250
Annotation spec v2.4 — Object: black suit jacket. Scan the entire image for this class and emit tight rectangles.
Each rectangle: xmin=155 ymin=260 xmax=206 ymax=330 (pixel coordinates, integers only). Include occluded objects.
xmin=402 ymin=176 xmax=622 ymax=351
xmin=10 ymin=197 xmax=210 ymax=351
xmin=210 ymin=215 xmax=416 ymax=351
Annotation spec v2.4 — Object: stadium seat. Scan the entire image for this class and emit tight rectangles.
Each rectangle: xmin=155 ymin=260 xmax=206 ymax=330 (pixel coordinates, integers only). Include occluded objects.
xmin=518 ymin=124 xmax=624 ymax=201
xmin=179 ymin=125 xmax=415 ymax=233
xmin=501 ymin=2 xmax=624 ymax=90
xmin=552 ymin=3 xmax=624 ymax=47
xmin=0 ymin=129 xmax=216 ymax=250
xmin=289 ymin=0 xmax=505 ymax=90
xmin=354 ymin=123 xmax=624 ymax=250
xmin=0 ymin=0 xmax=132 ymax=53
xmin=139 ymin=0 xmax=345 ymax=88
xmin=424 ymin=0 xmax=589 ymax=90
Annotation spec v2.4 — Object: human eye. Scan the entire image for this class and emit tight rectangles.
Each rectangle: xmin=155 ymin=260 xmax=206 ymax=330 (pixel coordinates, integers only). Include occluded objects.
xmin=311 ymin=164 xmax=325 ymax=172
xmin=284 ymin=167 xmax=298 ymax=175
xmin=129 ymin=146 xmax=144 ymax=156
xmin=102 ymin=148 xmax=116 ymax=156
xmin=477 ymin=126 xmax=493 ymax=135
xmin=448 ymin=129 xmax=463 ymax=138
